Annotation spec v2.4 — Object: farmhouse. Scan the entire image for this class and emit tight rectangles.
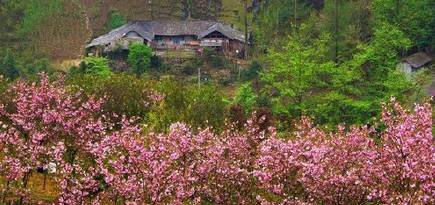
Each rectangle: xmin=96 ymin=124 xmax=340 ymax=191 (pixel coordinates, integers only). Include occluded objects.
xmin=86 ymin=20 xmax=246 ymax=58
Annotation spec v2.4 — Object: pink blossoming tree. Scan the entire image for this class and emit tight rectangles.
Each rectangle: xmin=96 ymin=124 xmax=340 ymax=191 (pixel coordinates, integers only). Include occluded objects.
xmin=0 ymin=76 xmax=433 ymax=204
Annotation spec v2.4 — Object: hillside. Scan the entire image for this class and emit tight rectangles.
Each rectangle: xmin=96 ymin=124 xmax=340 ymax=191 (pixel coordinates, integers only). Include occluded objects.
xmin=2 ymin=0 xmax=245 ymax=61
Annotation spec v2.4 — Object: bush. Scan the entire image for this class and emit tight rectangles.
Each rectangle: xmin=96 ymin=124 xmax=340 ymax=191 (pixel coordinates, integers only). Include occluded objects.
xmin=182 ymin=58 xmax=203 ymax=75
xmin=203 ymin=47 xmax=225 ymax=68
xmin=184 ymin=85 xmax=227 ymax=129
xmin=73 ymin=56 xmax=112 ymax=78
xmin=67 ymin=73 xmax=152 ymax=119
xmin=147 ymin=79 xmax=227 ymax=131
xmin=234 ymin=83 xmax=258 ymax=114
xmin=241 ymin=60 xmax=262 ymax=81
xmin=127 ymin=43 xmax=152 ymax=77
xmin=0 ymin=50 xmax=20 ymax=80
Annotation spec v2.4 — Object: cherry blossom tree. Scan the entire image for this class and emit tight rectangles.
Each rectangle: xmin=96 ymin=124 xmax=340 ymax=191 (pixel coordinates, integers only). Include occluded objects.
xmin=0 ymin=75 xmax=433 ymax=204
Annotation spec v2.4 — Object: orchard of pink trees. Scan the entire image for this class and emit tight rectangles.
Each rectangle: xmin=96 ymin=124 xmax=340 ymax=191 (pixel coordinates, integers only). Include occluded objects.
xmin=0 ymin=76 xmax=434 ymax=204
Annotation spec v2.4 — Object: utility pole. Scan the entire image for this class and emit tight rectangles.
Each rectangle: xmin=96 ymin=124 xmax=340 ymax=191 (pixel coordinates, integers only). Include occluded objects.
xmin=198 ymin=66 xmax=201 ymax=87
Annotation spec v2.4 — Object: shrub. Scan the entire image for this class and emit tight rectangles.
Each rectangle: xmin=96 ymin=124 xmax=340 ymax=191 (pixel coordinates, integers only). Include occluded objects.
xmin=0 ymin=50 xmax=20 ymax=80
xmin=234 ymin=83 xmax=258 ymax=114
xmin=182 ymin=58 xmax=203 ymax=75
xmin=67 ymin=73 xmax=152 ymax=119
xmin=75 ymin=56 xmax=112 ymax=78
xmin=241 ymin=60 xmax=262 ymax=81
xmin=127 ymin=43 xmax=152 ymax=77
xmin=184 ymin=85 xmax=227 ymax=129
xmin=147 ymin=79 xmax=227 ymax=131
xmin=202 ymin=47 xmax=225 ymax=68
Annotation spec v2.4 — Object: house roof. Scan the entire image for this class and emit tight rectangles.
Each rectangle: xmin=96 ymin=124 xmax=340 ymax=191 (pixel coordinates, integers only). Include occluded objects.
xmin=198 ymin=23 xmax=245 ymax=42
xmin=87 ymin=20 xmax=245 ymax=48
xmin=403 ymin=52 xmax=432 ymax=68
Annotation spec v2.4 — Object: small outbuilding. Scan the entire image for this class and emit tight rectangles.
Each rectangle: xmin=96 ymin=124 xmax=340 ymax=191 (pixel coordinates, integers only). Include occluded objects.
xmin=400 ymin=52 xmax=432 ymax=73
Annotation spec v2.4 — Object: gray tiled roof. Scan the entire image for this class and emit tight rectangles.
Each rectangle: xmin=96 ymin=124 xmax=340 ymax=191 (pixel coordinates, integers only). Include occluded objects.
xmin=87 ymin=20 xmax=245 ymax=48
xmin=403 ymin=52 xmax=432 ymax=69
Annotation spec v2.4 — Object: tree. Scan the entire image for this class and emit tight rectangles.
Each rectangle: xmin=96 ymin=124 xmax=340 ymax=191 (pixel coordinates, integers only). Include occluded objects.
xmin=373 ymin=0 xmax=435 ymax=48
xmin=80 ymin=56 xmax=112 ymax=78
xmin=320 ymin=0 xmax=371 ymax=62
xmin=1 ymin=76 xmax=433 ymax=204
xmin=127 ymin=43 xmax=152 ymax=77
xmin=234 ymin=83 xmax=258 ymax=114
xmin=0 ymin=50 xmax=20 ymax=80
xmin=261 ymin=32 xmax=348 ymax=127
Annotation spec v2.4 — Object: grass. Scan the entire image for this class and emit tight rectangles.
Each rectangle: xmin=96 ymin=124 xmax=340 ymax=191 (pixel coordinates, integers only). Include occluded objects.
xmin=1 ymin=173 xmax=59 ymax=204
xmin=158 ymin=50 xmax=197 ymax=59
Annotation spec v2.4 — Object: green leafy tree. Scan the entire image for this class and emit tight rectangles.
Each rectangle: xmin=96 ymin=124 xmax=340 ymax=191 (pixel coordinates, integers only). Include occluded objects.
xmin=127 ymin=43 xmax=152 ymax=77
xmin=320 ymin=0 xmax=371 ymax=62
xmin=0 ymin=50 xmax=20 ymax=80
xmin=334 ymin=22 xmax=415 ymax=125
xmin=234 ymin=83 xmax=258 ymax=114
xmin=261 ymin=33 xmax=341 ymax=124
xmin=81 ymin=56 xmax=112 ymax=78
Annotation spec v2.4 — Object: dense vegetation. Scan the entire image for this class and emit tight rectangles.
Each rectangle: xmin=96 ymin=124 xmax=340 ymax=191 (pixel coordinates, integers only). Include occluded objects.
xmin=0 ymin=75 xmax=433 ymax=204
xmin=0 ymin=0 xmax=434 ymax=204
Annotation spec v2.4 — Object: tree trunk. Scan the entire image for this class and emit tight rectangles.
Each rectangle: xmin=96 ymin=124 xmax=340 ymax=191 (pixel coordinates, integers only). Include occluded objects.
xmin=334 ymin=0 xmax=339 ymax=63
xmin=243 ymin=0 xmax=249 ymax=60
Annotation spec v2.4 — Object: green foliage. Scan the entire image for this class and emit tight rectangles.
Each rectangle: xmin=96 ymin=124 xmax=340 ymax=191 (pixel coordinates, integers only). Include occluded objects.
xmin=148 ymin=79 xmax=227 ymax=132
xmin=253 ymin=0 xmax=313 ymax=50
xmin=182 ymin=58 xmax=203 ymax=75
xmin=23 ymin=58 xmax=51 ymax=76
xmin=261 ymin=33 xmax=340 ymax=123
xmin=19 ymin=0 xmax=63 ymax=35
xmin=320 ymin=0 xmax=372 ymax=62
xmin=128 ymin=43 xmax=152 ymax=77
xmin=373 ymin=0 xmax=435 ymax=47
xmin=148 ymin=79 xmax=188 ymax=131
xmin=67 ymin=73 xmax=152 ymax=118
xmin=76 ymin=57 xmax=112 ymax=78
xmin=0 ymin=50 xmax=20 ymax=80
xmin=184 ymin=85 xmax=227 ymax=129
xmin=202 ymin=48 xmax=225 ymax=68
xmin=261 ymin=20 xmax=416 ymax=128
xmin=106 ymin=10 xmax=126 ymax=30
xmin=234 ymin=83 xmax=258 ymax=114
xmin=241 ymin=60 xmax=262 ymax=81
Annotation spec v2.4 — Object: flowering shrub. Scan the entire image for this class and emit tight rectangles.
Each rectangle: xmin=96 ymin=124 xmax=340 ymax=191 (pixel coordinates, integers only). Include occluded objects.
xmin=0 ymin=76 xmax=433 ymax=204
